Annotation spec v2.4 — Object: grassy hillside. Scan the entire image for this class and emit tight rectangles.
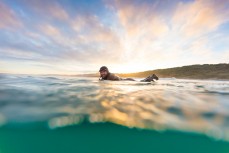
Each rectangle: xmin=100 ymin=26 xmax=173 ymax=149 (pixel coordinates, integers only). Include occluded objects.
xmin=118 ymin=64 xmax=229 ymax=80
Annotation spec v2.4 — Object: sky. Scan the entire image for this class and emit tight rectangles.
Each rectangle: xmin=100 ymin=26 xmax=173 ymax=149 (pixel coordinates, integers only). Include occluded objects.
xmin=0 ymin=0 xmax=229 ymax=74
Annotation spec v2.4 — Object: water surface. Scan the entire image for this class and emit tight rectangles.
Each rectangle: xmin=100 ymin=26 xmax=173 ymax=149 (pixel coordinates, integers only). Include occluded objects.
xmin=0 ymin=74 xmax=229 ymax=153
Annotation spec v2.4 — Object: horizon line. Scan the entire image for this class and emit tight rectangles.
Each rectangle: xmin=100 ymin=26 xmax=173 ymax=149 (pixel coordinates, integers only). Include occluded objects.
xmin=1 ymin=63 xmax=228 ymax=76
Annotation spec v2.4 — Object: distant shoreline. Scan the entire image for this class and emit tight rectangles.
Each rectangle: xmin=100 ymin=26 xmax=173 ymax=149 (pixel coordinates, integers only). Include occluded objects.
xmin=76 ymin=63 xmax=229 ymax=80
xmin=1 ymin=63 xmax=229 ymax=80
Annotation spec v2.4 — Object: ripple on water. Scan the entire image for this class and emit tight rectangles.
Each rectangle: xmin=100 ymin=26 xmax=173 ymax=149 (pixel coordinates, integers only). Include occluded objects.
xmin=0 ymin=75 xmax=229 ymax=141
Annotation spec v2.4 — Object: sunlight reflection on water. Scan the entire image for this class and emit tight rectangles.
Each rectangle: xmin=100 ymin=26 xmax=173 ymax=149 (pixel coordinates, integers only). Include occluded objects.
xmin=0 ymin=74 xmax=229 ymax=141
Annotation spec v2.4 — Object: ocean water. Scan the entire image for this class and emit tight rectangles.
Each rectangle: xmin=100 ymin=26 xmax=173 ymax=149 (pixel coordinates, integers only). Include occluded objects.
xmin=0 ymin=73 xmax=229 ymax=153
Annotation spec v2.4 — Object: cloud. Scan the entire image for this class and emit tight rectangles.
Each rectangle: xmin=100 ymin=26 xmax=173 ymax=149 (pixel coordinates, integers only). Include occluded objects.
xmin=36 ymin=14 xmax=123 ymax=64
xmin=71 ymin=15 xmax=120 ymax=43
xmin=24 ymin=0 xmax=69 ymax=21
xmin=101 ymin=0 xmax=172 ymax=68
xmin=112 ymin=0 xmax=169 ymax=38
xmin=172 ymin=0 xmax=229 ymax=37
xmin=0 ymin=0 xmax=229 ymax=74
xmin=101 ymin=0 xmax=229 ymax=71
xmin=40 ymin=24 xmax=61 ymax=36
xmin=0 ymin=12 xmax=122 ymax=72
xmin=0 ymin=1 xmax=22 ymax=29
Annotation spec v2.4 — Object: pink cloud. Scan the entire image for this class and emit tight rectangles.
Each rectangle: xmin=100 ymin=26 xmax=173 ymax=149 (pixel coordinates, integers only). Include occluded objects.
xmin=25 ymin=0 xmax=69 ymax=20
xmin=172 ymin=0 xmax=229 ymax=37
xmin=112 ymin=0 xmax=168 ymax=38
xmin=0 ymin=1 xmax=22 ymax=29
xmin=40 ymin=24 xmax=61 ymax=36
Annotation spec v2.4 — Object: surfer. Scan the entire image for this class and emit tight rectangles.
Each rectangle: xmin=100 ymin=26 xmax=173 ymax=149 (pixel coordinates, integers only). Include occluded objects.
xmin=99 ymin=66 xmax=159 ymax=82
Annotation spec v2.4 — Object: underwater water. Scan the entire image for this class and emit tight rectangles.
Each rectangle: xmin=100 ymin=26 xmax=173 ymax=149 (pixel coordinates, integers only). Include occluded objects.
xmin=0 ymin=73 xmax=229 ymax=153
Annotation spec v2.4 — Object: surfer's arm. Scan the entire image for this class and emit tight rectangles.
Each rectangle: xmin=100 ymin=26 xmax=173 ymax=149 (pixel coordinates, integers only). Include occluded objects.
xmin=109 ymin=74 xmax=121 ymax=81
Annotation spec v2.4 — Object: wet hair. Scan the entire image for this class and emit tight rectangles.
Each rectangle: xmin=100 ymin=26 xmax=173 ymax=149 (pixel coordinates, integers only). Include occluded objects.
xmin=99 ymin=66 xmax=109 ymax=72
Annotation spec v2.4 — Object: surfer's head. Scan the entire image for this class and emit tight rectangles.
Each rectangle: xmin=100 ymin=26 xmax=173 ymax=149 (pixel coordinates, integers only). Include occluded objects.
xmin=99 ymin=66 xmax=109 ymax=79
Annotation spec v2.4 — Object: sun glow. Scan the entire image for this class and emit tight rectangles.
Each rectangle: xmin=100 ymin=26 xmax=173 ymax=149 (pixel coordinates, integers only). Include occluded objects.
xmin=0 ymin=0 xmax=229 ymax=75
xmin=112 ymin=63 xmax=151 ymax=73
